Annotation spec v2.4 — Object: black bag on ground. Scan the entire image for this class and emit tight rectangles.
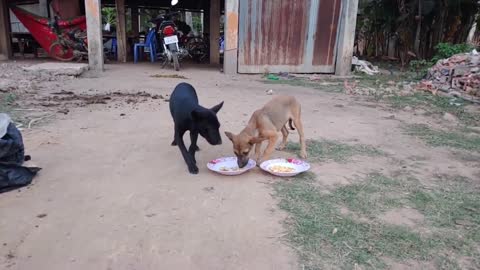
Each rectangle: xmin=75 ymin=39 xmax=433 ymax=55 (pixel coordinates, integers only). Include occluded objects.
xmin=0 ymin=114 xmax=41 ymax=192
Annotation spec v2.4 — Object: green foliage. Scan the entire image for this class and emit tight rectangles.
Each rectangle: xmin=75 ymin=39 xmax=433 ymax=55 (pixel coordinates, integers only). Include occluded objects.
xmin=409 ymin=59 xmax=432 ymax=76
xmin=409 ymin=43 xmax=474 ymax=77
xmin=192 ymin=15 xmax=202 ymax=33
xmin=101 ymin=7 xmax=116 ymax=26
xmin=431 ymin=43 xmax=475 ymax=64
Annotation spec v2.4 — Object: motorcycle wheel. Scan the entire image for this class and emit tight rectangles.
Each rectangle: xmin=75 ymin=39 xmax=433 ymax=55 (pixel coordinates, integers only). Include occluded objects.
xmin=172 ymin=52 xmax=180 ymax=71
xmin=49 ymin=42 xmax=75 ymax=61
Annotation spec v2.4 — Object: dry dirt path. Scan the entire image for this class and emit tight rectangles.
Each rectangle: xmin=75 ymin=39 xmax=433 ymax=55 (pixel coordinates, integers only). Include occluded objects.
xmin=1 ymin=63 xmax=478 ymax=270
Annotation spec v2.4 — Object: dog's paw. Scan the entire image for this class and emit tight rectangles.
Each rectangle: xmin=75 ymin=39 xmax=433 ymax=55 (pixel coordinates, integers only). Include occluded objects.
xmin=171 ymin=140 xmax=177 ymax=146
xmin=276 ymin=145 xmax=286 ymax=151
xmin=300 ymin=152 xmax=308 ymax=159
xmin=188 ymin=165 xmax=199 ymax=174
xmin=194 ymin=145 xmax=200 ymax=151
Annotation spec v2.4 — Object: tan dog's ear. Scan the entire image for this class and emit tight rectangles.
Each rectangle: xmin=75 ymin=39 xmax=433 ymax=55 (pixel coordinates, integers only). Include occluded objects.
xmin=249 ymin=136 xmax=265 ymax=145
xmin=224 ymin=131 xmax=234 ymax=142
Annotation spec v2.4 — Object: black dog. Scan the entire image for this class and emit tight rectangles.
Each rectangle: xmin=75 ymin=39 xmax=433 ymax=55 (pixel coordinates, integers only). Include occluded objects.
xmin=169 ymin=82 xmax=224 ymax=174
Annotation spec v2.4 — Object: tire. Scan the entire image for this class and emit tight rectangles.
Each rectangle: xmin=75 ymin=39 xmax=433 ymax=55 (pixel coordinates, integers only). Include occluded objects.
xmin=49 ymin=42 xmax=75 ymax=61
xmin=172 ymin=52 xmax=180 ymax=71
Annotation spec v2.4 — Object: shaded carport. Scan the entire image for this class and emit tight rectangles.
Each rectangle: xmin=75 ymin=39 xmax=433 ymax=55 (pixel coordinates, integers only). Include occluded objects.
xmin=84 ymin=0 xmax=224 ymax=73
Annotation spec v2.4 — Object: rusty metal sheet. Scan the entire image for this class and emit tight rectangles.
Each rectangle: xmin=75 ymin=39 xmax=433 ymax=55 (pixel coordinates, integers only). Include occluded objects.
xmin=313 ymin=0 xmax=342 ymax=66
xmin=238 ymin=0 xmax=342 ymax=74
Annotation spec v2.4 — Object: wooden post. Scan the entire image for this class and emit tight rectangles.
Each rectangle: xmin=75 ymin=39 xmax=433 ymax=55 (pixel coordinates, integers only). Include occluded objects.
xmin=203 ymin=8 xmax=209 ymax=36
xmin=131 ymin=2 xmax=139 ymax=37
xmin=209 ymin=0 xmax=220 ymax=65
xmin=0 ymin=0 xmax=12 ymax=60
xmin=115 ymin=0 xmax=127 ymax=62
xmin=224 ymin=0 xmax=238 ymax=74
xmin=85 ymin=0 xmax=104 ymax=72
xmin=335 ymin=0 xmax=359 ymax=76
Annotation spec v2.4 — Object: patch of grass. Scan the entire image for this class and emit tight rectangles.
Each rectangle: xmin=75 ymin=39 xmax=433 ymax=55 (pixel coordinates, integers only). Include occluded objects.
xmin=332 ymin=174 xmax=407 ymax=217
xmin=261 ymin=78 xmax=344 ymax=93
xmin=286 ymin=139 xmax=383 ymax=162
xmin=405 ymin=124 xmax=480 ymax=152
xmin=408 ymin=176 xmax=480 ymax=230
xmin=0 ymin=93 xmax=19 ymax=119
xmin=274 ymin=172 xmax=480 ymax=269
xmin=388 ymin=93 xmax=480 ymax=125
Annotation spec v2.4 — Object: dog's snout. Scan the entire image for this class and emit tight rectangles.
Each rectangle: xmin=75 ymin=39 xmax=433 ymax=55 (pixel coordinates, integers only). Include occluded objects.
xmin=237 ymin=157 xmax=249 ymax=168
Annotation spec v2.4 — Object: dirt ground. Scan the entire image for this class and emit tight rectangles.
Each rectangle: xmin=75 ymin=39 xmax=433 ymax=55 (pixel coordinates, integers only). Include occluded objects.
xmin=0 ymin=62 xmax=479 ymax=270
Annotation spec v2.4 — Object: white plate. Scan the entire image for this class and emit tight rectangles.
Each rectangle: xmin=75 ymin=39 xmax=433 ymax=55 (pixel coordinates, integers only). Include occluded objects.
xmin=260 ymin=158 xmax=310 ymax=177
xmin=164 ymin=35 xmax=179 ymax=45
xmin=207 ymin=157 xmax=256 ymax=176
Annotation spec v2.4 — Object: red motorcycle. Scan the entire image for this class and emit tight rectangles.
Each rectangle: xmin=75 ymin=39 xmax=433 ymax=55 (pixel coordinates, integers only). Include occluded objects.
xmin=48 ymin=16 xmax=88 ymax=62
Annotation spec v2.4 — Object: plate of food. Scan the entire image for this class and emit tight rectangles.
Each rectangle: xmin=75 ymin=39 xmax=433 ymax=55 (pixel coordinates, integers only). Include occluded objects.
xmin=207 ymin=157 xmax=256 ymax=176
xmin=260 ymin=158 xmax=310 ymax=177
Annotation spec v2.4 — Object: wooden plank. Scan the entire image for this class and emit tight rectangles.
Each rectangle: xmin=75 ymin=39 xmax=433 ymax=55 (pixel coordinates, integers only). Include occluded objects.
xmin=0 ymin=0 xmax=12 ymax=60
xmin=84 ymin=0 xmax=104 ymax=72
xmin=131 ymin=2 xmax=139 ymax=37
xmin=115 ymin=0 xmax=127 ymax=62
xmin=224 ymin=0 xmax=239 ymax=74
xmin=209 ymin=0 xmax=220 ymax=65
xmin=334 ymin=0 xmax=359 ymax=76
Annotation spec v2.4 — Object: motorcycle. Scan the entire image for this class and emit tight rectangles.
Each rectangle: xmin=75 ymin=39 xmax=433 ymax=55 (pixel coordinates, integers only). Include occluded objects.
xmin=184 ymin=33 xmax=209 ymax=63
xmin=151 ymin=11 xmax=189 ymax=71
xmin=48 ymin=16 xmax=88 ymax=62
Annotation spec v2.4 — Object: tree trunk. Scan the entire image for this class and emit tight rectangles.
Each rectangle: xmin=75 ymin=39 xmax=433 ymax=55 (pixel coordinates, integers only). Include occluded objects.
xmin=414 ymin=0 xmax=422 ymax=57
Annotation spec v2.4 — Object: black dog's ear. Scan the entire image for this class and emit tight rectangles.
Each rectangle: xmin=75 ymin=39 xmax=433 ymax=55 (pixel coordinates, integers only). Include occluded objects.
xmin=225 ymin=131 xmax=234 ymax=141
xmin=210 ymin=101 xmax=224 ymax=114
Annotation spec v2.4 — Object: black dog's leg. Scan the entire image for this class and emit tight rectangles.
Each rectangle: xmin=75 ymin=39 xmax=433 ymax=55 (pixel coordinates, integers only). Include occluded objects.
xmin=176 ymin=129 xmax=198 ymax=174
xmin=189 ymin=131 xmax=199 ymax=163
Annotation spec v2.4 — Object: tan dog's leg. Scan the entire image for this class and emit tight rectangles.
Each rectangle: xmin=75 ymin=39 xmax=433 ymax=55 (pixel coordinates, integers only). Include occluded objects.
xmin=276 ymin=126 xmax=289 ymax=150
xmin=254 ymin=141 xmax=262 ymax=162
xmin=259 ymin=133 xmax=278 ymax=163
xmin=293 ymin=118 xmax=307 ymax=159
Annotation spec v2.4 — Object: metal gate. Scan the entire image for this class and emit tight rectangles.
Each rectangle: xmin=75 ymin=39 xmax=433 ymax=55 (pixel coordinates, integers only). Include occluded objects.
xmin=238 ymin=0 xmax=342 ymax=73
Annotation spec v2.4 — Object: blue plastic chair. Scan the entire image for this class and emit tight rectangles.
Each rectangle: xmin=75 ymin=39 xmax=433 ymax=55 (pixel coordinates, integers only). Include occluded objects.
xmin=134 ymin=30 xmax=157 ymax=63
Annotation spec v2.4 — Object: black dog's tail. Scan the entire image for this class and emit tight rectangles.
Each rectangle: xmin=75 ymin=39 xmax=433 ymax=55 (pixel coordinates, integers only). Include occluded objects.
xmin=288 ymin=119 xmax=295 ymax=130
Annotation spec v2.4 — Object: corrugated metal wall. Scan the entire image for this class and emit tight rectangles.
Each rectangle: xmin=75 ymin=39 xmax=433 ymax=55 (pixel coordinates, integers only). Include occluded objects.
xmin=238 ymin=0 xmax=342 ymax=73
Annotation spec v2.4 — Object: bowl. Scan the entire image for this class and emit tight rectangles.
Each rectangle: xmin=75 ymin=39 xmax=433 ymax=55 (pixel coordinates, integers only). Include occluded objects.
xmin=207 ymin=157 xmax=256 ymax=176
xmin=260 ymin=158 xmax=310 ymax=177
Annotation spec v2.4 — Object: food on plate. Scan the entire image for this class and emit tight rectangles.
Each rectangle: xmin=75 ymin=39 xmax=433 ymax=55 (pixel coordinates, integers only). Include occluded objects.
xmin=219 ymin=166 xmax=240 ymax=172
xmin=269 ymin=165 xmax=295 ymax=173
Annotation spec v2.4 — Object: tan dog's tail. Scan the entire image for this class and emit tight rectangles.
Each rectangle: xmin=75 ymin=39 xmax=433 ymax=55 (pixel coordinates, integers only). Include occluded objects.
xmin=288 ymin=119 xmax=295 ymax=130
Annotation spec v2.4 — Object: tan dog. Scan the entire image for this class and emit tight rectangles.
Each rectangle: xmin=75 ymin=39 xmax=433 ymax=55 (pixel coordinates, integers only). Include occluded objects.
xmin=225 ymin=95 xmax=307 ymax=168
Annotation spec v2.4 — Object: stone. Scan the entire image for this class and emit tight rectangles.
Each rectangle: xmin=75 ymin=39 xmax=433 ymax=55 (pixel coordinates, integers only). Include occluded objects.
xmin=443 ymin=112 xmax=458 ymax=123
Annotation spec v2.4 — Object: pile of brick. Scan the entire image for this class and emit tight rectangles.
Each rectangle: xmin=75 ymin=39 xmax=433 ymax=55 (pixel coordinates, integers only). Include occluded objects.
xmin=418 ymin=50 xmax=480 ymax=102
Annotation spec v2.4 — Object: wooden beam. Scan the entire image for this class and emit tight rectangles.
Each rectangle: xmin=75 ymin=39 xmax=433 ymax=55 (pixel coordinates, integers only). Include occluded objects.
xmin=85 ymin=0 xmax=104 ymax=72
xmin=224 ymin=0 xmax=238 ymax=74
xmin=131 ymin=2 xmax=139 ymax=37
xmin=0 ymin=0 xmax=12 ymax=60
xmin=115 ymin=0 xmax=127 ymax=62
xmin=209 ymin=0 xmax=220 ymax=65
xmin=335 ymin=0 xmax=359 ymax=76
